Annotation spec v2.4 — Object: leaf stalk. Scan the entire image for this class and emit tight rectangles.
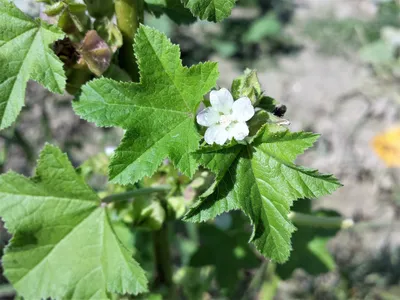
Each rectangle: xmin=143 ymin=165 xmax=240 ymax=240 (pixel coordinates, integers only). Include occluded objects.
xmin=101 ymin=185 xmax=171 ymax=204
xmin=288 ymin=212 xmax=354 ymax=229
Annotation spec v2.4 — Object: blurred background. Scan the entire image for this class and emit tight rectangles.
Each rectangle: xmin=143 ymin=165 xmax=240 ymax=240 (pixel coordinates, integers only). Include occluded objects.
xmin=1 ymin=0 xmax=400 ymax=299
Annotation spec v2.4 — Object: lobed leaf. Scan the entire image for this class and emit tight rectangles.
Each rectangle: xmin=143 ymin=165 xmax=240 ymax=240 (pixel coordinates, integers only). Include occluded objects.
xmin=185 ymin=124 xmax=342 ymax=263
xmin=184 ymin=144 xmax=242 ymax=221
xmin=0 ymin=0 xmax=66 ymax=129
xmin=73 ymin=25 xmax=219 ymax=185
xmin=0 ymin=145 xmax=148 ymax=299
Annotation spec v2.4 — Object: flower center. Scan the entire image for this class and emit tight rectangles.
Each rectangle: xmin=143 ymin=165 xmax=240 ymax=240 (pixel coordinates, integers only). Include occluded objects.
xmin=219 ymin=114 xmax=233 ymax=128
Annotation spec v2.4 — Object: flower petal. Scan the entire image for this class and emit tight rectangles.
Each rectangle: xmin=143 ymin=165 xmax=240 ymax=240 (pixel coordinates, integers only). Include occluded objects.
xmin=210 ymin=88 xmax=234 ymax=114
xmin=197 ymin=107 xmax=219 ymax=127
xmin=228 ymin=122 xmax=249 ymax=141
xmin=231 ymin=97 xmax=255 ymax=122
xmin=204 ymin=125 xmax=229 ymax=145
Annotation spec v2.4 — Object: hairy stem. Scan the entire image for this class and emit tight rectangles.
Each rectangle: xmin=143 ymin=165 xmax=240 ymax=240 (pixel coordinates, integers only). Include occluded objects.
xmin=115 ymin=0 xmax=143 ymax=81
xmin=101 ymin=185 xmax=171 ymax=203
xmin=288 ymin=212 xmax=354 ymax=229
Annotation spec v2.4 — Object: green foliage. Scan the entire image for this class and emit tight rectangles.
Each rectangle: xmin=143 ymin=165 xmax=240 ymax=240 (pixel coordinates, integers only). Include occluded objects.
xmin=0 ymin=144 xmax=147 ymax=299
xmin=258 ymin=265 xmax=280 ymax=300
xmin=304 ymin=18 xmax=366 ymax=55
xmin=375 ymin=0 xmax=400 ymax=29
xmin=305 ymin=0 xmax=400 ymax=57
xmin=79 ymin=152 xmax=110 ymax=178
xmin=74 ymin=25 xmax=219 ymax=185
xmin=182 ymin=0 xmax=235 ymax=22
xmin=359 ymin=26 xmax=400 ymax=77
xmin=131 ymin=197 xmax=166 ymax=230
xmin=84 ymin=0 xmax=114 ymax=18
xmin=185 ymin=125 xmax=341 ymax=263
xmin=242 ymin=13 xmax=281 ymax=44
xmin=210 ymin=8 xmax=297 ymax=62
xmin=190 ymin=222 xmax=259 ymax=293
xmin=231 ymin=68 xmax=262 ymax=104
xmin=174 ymin=266 xmax=214 ymax=299
xmin=0 ymin=0 xmax=66 ymax=129
xmin=0 ymin=0 xmax=347 ymax=298
xmin=359 ymin=40 xmax=395 ymax=65
xmin=43 ymin=0 xmax=90 ymax=34
xmin=145 ymin=0 xmax=196 ymax=24
xmin=276 ymin=198 xmax=339 ymax=279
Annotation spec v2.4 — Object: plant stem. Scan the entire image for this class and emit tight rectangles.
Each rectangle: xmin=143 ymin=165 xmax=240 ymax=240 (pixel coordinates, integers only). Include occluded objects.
xmin=65 ymin=68 xmax=92 ymax=95
xmin=101 ymin=185 xmax=171 ymax=203
xmin=13 ymin=128 xmax=35 ymax=165
xmin=288 ymin=212 xmax=354 ymax=229
xmin=153 ymin=221 xmax=175 ymax=297
xmin=114 ymin=0 xmax=143 ymax=81
xmin=137 ymin=0 xmax=144 ymax=24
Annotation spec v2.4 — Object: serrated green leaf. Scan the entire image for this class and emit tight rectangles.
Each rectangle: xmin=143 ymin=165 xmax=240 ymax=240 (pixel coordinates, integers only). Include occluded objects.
xmin=73 ymin=25 xmax=219 ymax=185
xmin=182 ymin=0 xmax=236 ymax=22
xmin=185 ymin=124 xmax=341 ymax=263
xmin=0 ymin=0 xmax=66 ymax=129
xmin=0 ymin=144 xmax=148 ymax=299
xmin=185 ymin=144 xmax=242 ymax=220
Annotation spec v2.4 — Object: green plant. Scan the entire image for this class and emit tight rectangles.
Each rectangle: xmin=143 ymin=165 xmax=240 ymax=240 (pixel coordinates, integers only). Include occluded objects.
xmin=149 ymin=0 xmax=298 ymax=66
xmin=0 ymin=0 xmax=349 ymax=298
xmin=304 ymin=0 xmax=400 ymax=58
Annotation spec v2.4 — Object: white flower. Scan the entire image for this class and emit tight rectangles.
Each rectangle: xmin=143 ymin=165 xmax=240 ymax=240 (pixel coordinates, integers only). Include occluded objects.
xmin=197 ymin=88 xmax=255 ymax=145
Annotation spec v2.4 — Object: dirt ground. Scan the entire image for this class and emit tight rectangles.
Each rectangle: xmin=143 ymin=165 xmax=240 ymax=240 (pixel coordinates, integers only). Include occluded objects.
xmin=3 ymin=0 xmax=400 ymax=298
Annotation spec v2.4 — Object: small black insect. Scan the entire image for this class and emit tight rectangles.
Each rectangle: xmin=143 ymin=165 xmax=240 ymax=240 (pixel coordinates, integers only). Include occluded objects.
xmin=273 ymin=105 xmax=287 ymax=117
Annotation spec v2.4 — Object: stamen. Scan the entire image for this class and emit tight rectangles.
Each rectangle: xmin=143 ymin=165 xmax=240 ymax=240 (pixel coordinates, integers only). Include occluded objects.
xmin=219 ymin=114 xmax=233 ymax=127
